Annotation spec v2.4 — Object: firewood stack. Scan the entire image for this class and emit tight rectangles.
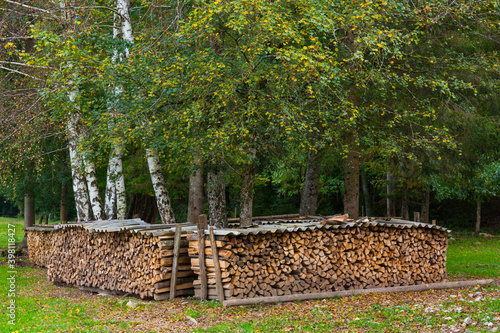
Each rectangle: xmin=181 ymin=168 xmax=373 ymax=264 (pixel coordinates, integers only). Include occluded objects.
xmin=189 ymin=220 xmax=449 ymax=300
xmin=28 ymin=220 xmax=197 ymax=299
xmin=27 ymin=228 xmax=54 ymax=267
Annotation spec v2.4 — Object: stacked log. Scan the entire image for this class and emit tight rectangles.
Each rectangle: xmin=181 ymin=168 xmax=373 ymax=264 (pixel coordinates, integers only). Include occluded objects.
xmin=189 ymin=224 xmax=448 ymax=300
xmin=29 ymin=222 xmax=197 ymax=299
xmin=153 ymin=233 xmax=196 ymax=300
xmin=27 ymin=228 xmax=54 ymax=267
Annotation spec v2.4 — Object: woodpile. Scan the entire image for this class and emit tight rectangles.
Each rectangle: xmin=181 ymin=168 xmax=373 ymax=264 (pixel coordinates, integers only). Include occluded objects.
xmin=27 ymin=217 xmax=449 ymax=304
xmin=27 ymin=228 xmax=53 ymax=267
xmin=27 ymin=220 xmax=197 ymax=299
xmin=189 ymin=221 xmax=448 ymax=300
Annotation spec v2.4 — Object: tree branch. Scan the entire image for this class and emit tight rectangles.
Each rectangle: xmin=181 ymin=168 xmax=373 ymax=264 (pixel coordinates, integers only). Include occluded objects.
xmin=0 ymin=65 xmax=44 ymax=80
xmin=0 ymin=60 xmax=49 ymax=69
xmin=2 ymin=0 xmax=54 ymax=15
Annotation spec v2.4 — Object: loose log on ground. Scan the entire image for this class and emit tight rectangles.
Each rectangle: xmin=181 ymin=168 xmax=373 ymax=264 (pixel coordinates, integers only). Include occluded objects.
xmin=222 ymin=279 xmax=494 ymax=306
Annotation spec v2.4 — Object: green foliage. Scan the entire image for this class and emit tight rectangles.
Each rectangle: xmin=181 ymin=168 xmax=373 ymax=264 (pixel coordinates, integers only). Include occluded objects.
xmin=1 ymin=0 xmax=499 ymax=224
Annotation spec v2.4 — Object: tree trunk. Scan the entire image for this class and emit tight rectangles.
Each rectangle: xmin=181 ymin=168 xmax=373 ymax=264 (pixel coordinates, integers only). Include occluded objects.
xmin=400 ymin=183 xmax=409 ymax=220
xmin=60 ymin=184 xmax=68 ymax=223
xmin=146 ymin=147 xmax=176 ymax=223
xmin=475 ymin=199 xmax=481 ymax=234
xmin=85 ymin=162 xmax=103 ymax=220
xmin=24 ymin=192 xmax=35 ymax=229
xmin=18 ymin=191 xmax=36 ymax=248
xmin=299 ymin=150 xmax=321 ymax=216
xmin=386 ymin=171 xmax=396 ymax=217
xmin=67 ymin=112 xmax=91 ymax=222
xmin=126 ymin=193 xmax=136 ymax=219
xmin=115 ymin=148 xmax=126 ymax=220
xmin=343 ymin=140 xmax=360 ymax=220
xmin=104 ymin=151 xmax=118 ymax=219
xmin=207 ymin=167 xmax=227 ymax=228
xmin=187 ymin=156 xmax=204 ymax=223
xmin=421 ymin=190 xmax=430 ymax=223
xmin=360 ymin=169 xmax=372 ymax=217
xmin=240 ymin=160 xmax=256 ymax=228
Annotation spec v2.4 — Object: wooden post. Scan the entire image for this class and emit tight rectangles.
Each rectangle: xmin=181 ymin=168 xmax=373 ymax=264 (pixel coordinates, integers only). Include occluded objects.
xmin=197 ymin=214 xmax=208 ymax=300
xmin=432 ymin=220 xmax=436 ymax=226
xmin=209 ymin=226 xmax=224 ymax=302
xmin=38 ymin=215 xmax=43 ymax=225
xmin=413 ymin=212 xmax=420 ymax=222
xmin=169 ymin=224 xmax=182 ymax=300
xmin=45 ymin=215 xmax=49 ymax=225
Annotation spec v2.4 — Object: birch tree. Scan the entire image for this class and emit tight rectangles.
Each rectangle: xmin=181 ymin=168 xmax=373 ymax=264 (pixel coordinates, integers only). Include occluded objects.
xmin=103 ymin=0 xmax=177 ymax=222
xmin=104 ymin=0 xmax=133 ymax=219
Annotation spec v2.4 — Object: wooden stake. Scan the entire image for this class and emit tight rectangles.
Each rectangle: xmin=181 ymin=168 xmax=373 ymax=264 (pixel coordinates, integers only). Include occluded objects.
xmin=45 ymin=215 xmax=49 ymax=225
xmin=209 ymin=226 xmax=224 ymax=302
xmin=198 ymin=214 xmax=208 ymax=300
xmin=432 ymin=220 xmax=436 ymax=226
xmin=169 ymin=224 xmax=182 ymax=300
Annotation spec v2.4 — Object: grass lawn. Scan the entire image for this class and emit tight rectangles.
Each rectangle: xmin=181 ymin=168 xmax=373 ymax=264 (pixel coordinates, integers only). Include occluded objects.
xmin=0 ymin=217 xmax=24 ymax=250
xmin=0 ymin=217 xmax=499 ymax=332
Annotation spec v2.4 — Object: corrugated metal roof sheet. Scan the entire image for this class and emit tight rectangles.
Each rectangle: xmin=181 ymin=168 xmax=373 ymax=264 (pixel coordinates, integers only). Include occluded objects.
xmin=46 ymin=219 xmax=197 ymax=236
xmin=209 ymin=219 xmax=449 ymax=237
xmin=28 ymin=218 xmax=449 ymax=238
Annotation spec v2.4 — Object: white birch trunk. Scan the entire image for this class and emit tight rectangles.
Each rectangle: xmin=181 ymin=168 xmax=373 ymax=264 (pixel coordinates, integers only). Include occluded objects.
xmin=146 ymin=148 xmax=176 ymax=223
xmin=115 ymin=147 xmax=126 ymax=219
xmin=104 ymin=150 xmax=118 ymax=219
xmin=67 ymin=110 xmax=90 ymax=221
xmin=103 ymin=0 xmax=133 ymax=219
xmin=117 ymin=0 xmax=133 ymax=44
xmin=114 ymin=0 xmax=132 ymax=220
xmin=85 ymin=162 xmax=104 ymax=220
xmin=60 ymin=0 xmax=101 ymax=221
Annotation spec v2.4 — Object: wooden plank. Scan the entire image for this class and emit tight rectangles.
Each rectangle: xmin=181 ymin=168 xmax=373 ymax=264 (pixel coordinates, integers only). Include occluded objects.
xmin=170 ymin=224 xmax=182 ymax=300
xmin=209 ymin=226 xmax=224 ymax=302
xmin=198 ymin=214 xmax=208 ymax=300
xmin=222 ymin=279 xmax=495 ymax=307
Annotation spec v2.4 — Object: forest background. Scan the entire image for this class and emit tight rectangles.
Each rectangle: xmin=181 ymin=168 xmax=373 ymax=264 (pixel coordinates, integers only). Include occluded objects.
xmin=0 ymin=0 xmax=499 ymax=233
